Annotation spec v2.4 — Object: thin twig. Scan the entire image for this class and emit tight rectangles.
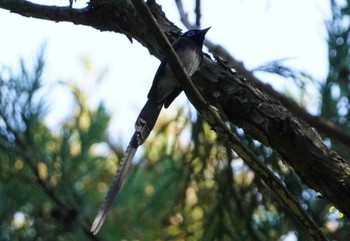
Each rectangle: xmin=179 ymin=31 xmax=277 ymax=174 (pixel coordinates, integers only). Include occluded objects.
xmin=175 ymin=0 xmax=192 ymax=27
xmin=194 ymin=0 xmax=201 ymax=27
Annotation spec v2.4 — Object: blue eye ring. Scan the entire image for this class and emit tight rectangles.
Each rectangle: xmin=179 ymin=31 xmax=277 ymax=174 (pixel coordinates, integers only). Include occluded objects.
xmin=187 ymin=31 xmax=195 ymax=36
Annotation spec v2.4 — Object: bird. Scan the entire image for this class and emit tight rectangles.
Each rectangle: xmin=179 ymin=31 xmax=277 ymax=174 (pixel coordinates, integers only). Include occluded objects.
xmin=91 ymin=27 xmax=210 ymax=235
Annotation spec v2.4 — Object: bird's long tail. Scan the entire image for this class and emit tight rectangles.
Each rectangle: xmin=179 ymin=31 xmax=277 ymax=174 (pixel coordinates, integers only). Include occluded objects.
xmin=91 ymin=98 xmax=162 ymax=235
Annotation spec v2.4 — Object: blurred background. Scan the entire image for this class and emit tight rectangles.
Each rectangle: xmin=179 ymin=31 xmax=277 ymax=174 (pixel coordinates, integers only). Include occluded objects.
xmin=1 ymin=0 xmax=349 ymax=240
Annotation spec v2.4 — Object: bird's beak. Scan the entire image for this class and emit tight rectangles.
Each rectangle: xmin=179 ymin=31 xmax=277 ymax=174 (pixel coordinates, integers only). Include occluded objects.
xmin=201 ymin=27 xmax=211 ymax=34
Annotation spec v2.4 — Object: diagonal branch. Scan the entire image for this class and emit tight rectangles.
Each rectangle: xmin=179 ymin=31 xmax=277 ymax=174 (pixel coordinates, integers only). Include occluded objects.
xmin=205 ymin=43 xmax=350 ymax=149
xmin=130 ymin=0 xmax=329 ymax=240
xmin=174 ymin=0 xmax=350 ymax=149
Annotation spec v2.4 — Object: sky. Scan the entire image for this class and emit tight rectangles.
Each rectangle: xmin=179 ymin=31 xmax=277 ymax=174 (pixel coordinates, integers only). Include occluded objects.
xmin=0 ymin=1 xmax=331 ymax=240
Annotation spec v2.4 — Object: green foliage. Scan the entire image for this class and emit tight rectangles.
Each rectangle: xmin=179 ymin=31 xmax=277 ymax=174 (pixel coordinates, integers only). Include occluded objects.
xmin=0 ymin=50 xmax=111 ymax=241
xmin=322 ymin=0 xmax=350 ymax=159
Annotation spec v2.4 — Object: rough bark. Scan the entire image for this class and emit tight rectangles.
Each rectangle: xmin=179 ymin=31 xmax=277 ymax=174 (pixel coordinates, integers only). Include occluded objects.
xmin=200 ymin=62 xmax=350 ymax=217
xmin=1 ymin=0 xmax=349 ymax=221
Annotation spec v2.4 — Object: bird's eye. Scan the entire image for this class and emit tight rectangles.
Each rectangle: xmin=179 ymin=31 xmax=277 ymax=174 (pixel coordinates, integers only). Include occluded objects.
xmin=186 ymin=31 xmax=195 ymax=36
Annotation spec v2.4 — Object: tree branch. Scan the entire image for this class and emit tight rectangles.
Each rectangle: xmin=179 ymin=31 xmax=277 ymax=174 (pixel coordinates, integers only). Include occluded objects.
xmin=130 ymin=0 xmax=328 ymax=240
xmin=207 ymin=43 xmax=350 ymax=149
xmin=0 ymin=0 xmax=90 ymax=22
xmin=174 ymin=0 xmax=350 ymax=149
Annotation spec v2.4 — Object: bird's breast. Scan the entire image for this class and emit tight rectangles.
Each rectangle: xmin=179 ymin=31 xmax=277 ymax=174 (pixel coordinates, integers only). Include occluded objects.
xmin=155 ymin=46 xmax=202 ymax=104
xmin=177 ymin=47 xmax=201 ymax=75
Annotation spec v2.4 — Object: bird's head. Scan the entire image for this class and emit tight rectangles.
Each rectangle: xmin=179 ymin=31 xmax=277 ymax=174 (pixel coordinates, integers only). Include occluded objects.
xmin=181 ymin=27 xmax=210 ymax=46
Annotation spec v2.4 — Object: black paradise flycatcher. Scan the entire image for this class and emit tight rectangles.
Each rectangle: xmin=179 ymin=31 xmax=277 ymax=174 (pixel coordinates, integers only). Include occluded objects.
xmin=91 ymin=27 xmax=210 ymax=234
